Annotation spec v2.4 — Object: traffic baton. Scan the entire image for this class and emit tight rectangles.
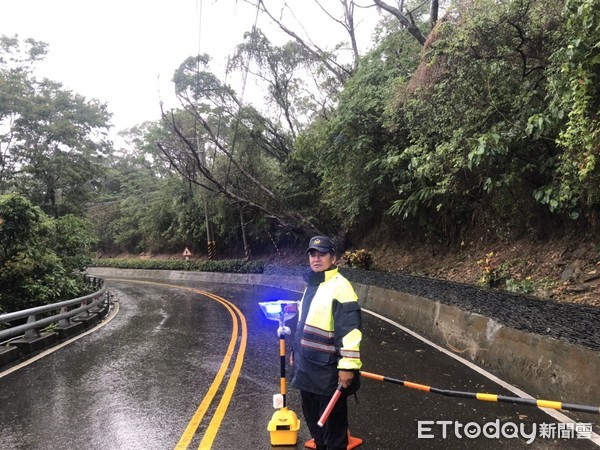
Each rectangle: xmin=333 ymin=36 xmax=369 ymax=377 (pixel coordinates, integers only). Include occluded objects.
xmin=360 ymin=371 xmax=600 ymax=415
xmin=318 ymin=382 xmax=344 ymax=427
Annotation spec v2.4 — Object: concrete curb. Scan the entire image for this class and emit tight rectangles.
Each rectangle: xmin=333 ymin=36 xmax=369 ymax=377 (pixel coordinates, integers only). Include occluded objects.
xmin=88 ymin=267 xmax=599 ymax=406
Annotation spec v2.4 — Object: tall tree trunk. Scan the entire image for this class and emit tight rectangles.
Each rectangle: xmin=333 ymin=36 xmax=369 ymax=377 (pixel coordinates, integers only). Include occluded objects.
xmin=430 ymin=0 xmax=439 ymax=28
xmin=197 ymin=134 xmax=217 ymax=260
xmin=239 ymin=205 xmax=251 ymax=260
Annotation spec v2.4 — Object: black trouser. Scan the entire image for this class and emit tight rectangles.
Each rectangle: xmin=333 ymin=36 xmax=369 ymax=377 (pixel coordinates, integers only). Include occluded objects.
xmin=301 ymin=390 xmax=348 ymax=450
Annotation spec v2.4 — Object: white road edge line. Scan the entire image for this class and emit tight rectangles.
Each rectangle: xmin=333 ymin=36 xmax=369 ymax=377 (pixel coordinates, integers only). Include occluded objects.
xmin=362 ymin=307 xmax=600 ymax=447
xmin=0 ymin=301 xmax=120 ymax=379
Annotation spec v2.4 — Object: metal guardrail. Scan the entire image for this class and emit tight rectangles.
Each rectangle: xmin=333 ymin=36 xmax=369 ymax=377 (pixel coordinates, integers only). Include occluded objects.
xmin=0 ymin=276 xmax=109 ymax=343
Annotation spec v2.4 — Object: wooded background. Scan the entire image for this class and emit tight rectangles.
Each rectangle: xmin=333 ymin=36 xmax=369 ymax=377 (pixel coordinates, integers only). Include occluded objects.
xmin=1 ymin=0 xmax=598 ymax=308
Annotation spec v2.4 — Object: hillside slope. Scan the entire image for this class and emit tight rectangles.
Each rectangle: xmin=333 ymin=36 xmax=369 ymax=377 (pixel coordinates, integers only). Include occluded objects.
xmin=358 ymin=236 xmax=600 ymax=308
xmin=133 ymin=235 xmax=599 ymax=308
xmin=267 ymin=235 xmax=599 ymax=308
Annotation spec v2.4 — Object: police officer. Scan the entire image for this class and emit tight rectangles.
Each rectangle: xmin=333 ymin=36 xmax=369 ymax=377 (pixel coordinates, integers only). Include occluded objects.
xmin=290 ymin=235 xmax=362 ymax=450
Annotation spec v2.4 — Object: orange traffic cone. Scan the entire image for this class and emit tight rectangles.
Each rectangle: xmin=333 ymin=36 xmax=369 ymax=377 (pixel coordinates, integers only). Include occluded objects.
xmin=305 ymin=431 xmax=363 ymax=449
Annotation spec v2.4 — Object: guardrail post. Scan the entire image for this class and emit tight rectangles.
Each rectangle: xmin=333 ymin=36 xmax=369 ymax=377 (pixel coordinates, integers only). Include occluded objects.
xmin=77 ymin=299 xmax=90 ymax=318
xmin=58 ymin=307 xmax=70 ymax=328
xmin=24 ymin=315 xmax=40 ymax=339
xmin=11 ymin=314 xmax=58 ymax=357
xmin=72 ymin=295 xmax=102 ymax=329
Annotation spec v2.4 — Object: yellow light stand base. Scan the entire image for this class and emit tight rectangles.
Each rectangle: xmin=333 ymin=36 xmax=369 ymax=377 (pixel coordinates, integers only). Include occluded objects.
xmin=268 ymin=407 xmax=301 ymax=446
xmin=305 ymin=431 xmax=363 ymax=449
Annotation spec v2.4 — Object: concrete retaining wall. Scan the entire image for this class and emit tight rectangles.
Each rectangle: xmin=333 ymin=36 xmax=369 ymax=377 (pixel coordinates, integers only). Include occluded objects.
xmin=89 ymin=268 xmax=599 ymax=406
xmin=355 ymin=283 xmax=599 ymax=406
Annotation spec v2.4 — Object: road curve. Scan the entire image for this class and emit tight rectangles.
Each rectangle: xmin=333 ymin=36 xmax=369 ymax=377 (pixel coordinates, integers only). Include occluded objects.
xmin=0 ymin=278 xmax=597 ymax=449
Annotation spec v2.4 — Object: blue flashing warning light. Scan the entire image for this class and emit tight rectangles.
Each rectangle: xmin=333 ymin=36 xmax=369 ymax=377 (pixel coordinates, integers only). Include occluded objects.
xmin=259 ymin=300 xmax=298 ymax=323
xmin=265 ymin=303 xmax=283 ymax=315
xmin=259 ymin=300 xmax=299 ymax=336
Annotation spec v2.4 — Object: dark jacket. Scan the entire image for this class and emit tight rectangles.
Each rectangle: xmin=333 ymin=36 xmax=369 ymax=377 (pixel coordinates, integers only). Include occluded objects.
xmin=290 ymin=266 xmax=362 ymax=396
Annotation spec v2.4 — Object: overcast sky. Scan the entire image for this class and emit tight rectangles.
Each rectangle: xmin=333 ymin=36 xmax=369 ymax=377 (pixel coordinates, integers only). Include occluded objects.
xmin=1 ymin=0 xmax=378 ymax=141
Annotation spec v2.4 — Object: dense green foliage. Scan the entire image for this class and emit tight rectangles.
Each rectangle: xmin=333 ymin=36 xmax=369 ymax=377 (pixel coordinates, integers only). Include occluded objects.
xmin=1 ymin=0 xmax=599 ymax=304
xmin=0 ymin=194 xmax=94 ymax=312
xmin=0 ymin=36 xmax=112 ymax=218
xmin=95 ymin=0 xmax=591 ymax=249
xmin=278 ymin=0 xmax=598 ymax=246
xmin=534 ymin=0 xmax=600 ymax=218
xmin=292 ymin=20 xmax=422 ymax=236
xmin=387 ymin=0 xmax=567 ymax=240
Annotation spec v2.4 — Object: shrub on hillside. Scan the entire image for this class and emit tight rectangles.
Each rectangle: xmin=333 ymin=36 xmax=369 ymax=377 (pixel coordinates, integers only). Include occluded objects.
xmin=90 ymin=258 xmax=264 ymax=274
xmin=343 ymin=249 xmax=374 ymax=270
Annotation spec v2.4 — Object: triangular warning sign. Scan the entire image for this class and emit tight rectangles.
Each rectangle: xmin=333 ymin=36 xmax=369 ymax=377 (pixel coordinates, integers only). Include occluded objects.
xmin=182 ymin=246 xmax=192 ymax=256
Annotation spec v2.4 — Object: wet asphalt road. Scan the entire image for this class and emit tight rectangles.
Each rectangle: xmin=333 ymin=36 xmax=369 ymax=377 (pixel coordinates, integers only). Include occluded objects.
xmin=0 ymin=278 xmax=597 ymax=449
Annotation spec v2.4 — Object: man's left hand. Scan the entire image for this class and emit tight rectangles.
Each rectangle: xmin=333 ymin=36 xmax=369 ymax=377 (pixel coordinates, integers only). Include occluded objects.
xmin=338 ymin=370 xmax=354 ymax=389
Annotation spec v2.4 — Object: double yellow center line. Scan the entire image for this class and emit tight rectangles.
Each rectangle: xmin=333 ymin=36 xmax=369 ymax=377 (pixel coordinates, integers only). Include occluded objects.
xmin=112 ymin=279 xmax=247 ymax=450
xmin=175 ymin=287 xmax=247 ymax=450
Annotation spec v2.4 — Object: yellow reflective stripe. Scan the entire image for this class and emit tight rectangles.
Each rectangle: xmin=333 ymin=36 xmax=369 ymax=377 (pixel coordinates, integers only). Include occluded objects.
xmin=537 ymin=400 xmax=562 ymax=410
xmin=476 ymin=393 xmax=498 ymax=402
xmin=280 ymin=377 xmax=286 ymax=394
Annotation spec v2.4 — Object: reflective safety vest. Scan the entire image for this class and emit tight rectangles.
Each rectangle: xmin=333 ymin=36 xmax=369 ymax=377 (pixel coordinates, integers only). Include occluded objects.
xmin=290 ymin=266 xmax=362 ymax=396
